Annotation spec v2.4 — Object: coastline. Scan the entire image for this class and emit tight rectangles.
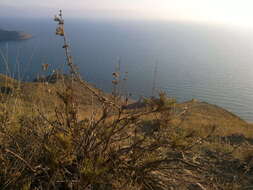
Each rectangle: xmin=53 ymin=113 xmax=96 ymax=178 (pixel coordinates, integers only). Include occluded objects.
xmin=0 ymin=29 xmax=32 ymax=41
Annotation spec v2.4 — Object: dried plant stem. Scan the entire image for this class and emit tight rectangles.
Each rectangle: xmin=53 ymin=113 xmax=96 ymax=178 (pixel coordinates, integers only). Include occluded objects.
xmin=4 ymin=148 xmax=36 ymax=173
xmin=54 ymin=10 xmax=121 ymax=109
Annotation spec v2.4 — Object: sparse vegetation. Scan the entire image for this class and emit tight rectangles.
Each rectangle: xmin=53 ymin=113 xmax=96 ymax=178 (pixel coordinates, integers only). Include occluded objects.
xmin=0 ymin=11 xmax=253 ymax=190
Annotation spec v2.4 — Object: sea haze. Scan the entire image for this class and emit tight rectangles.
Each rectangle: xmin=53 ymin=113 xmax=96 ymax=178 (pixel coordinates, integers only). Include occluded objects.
xmin=0 ymin=17 xmax=253 ymax=122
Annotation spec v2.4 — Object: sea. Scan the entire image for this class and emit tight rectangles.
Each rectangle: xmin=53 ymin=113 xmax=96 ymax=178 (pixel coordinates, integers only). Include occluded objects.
xmin=0 ymin=17 xmax=253 ymax=122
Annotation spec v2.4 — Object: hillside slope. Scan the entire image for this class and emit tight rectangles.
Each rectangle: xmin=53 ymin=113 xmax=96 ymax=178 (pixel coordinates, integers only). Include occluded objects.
xmin=0 ymin=74 xmax=251 ymax=128
xmin=1 ymin=73 xmax=253 ymax=189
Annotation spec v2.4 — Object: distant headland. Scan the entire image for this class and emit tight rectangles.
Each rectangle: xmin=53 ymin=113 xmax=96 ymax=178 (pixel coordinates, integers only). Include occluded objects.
xmin=0 ymin=29 xmax=32 ymax=41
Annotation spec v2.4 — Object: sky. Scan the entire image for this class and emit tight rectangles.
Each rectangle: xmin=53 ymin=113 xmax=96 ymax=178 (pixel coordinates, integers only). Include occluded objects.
xmin=1 ymin=0 xmax=253 ymax=27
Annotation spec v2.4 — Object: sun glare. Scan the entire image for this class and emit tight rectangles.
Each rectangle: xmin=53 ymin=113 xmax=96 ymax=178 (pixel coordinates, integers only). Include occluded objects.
xmin=188 ymin=1 xmax=253 ymax=27
xmin=148 ymin=0 xmax=253 ymax=27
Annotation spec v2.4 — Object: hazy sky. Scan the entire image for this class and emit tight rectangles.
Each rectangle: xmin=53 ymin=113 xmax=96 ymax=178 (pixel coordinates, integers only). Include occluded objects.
xmin=1 ymin=0 xmax=253 ymax=26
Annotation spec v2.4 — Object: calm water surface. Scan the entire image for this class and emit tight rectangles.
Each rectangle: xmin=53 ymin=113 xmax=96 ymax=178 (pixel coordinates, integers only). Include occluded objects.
xmin=0 ymin=18 xmax=253 ymax=121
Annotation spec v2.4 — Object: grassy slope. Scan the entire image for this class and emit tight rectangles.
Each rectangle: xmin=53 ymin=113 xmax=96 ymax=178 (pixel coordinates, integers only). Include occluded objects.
xmin=174 ymin=100 xmax=253 ymax=137
xmin=0 ymin=74 xmax=110 ymax=119
xmin=1 ymin=74 xmax=253 ymax=189
xmin=1 ymin=73 xmax=252 ymax=134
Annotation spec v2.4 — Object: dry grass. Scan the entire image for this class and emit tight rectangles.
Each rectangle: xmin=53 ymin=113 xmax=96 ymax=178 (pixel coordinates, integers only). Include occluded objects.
xmin=1 ymin=79 xmax=253 ymax=189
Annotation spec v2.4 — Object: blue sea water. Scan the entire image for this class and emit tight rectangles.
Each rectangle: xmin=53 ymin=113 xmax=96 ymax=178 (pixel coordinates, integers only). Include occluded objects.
xmin=0 ymin=17 xmax=253 ymax=121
